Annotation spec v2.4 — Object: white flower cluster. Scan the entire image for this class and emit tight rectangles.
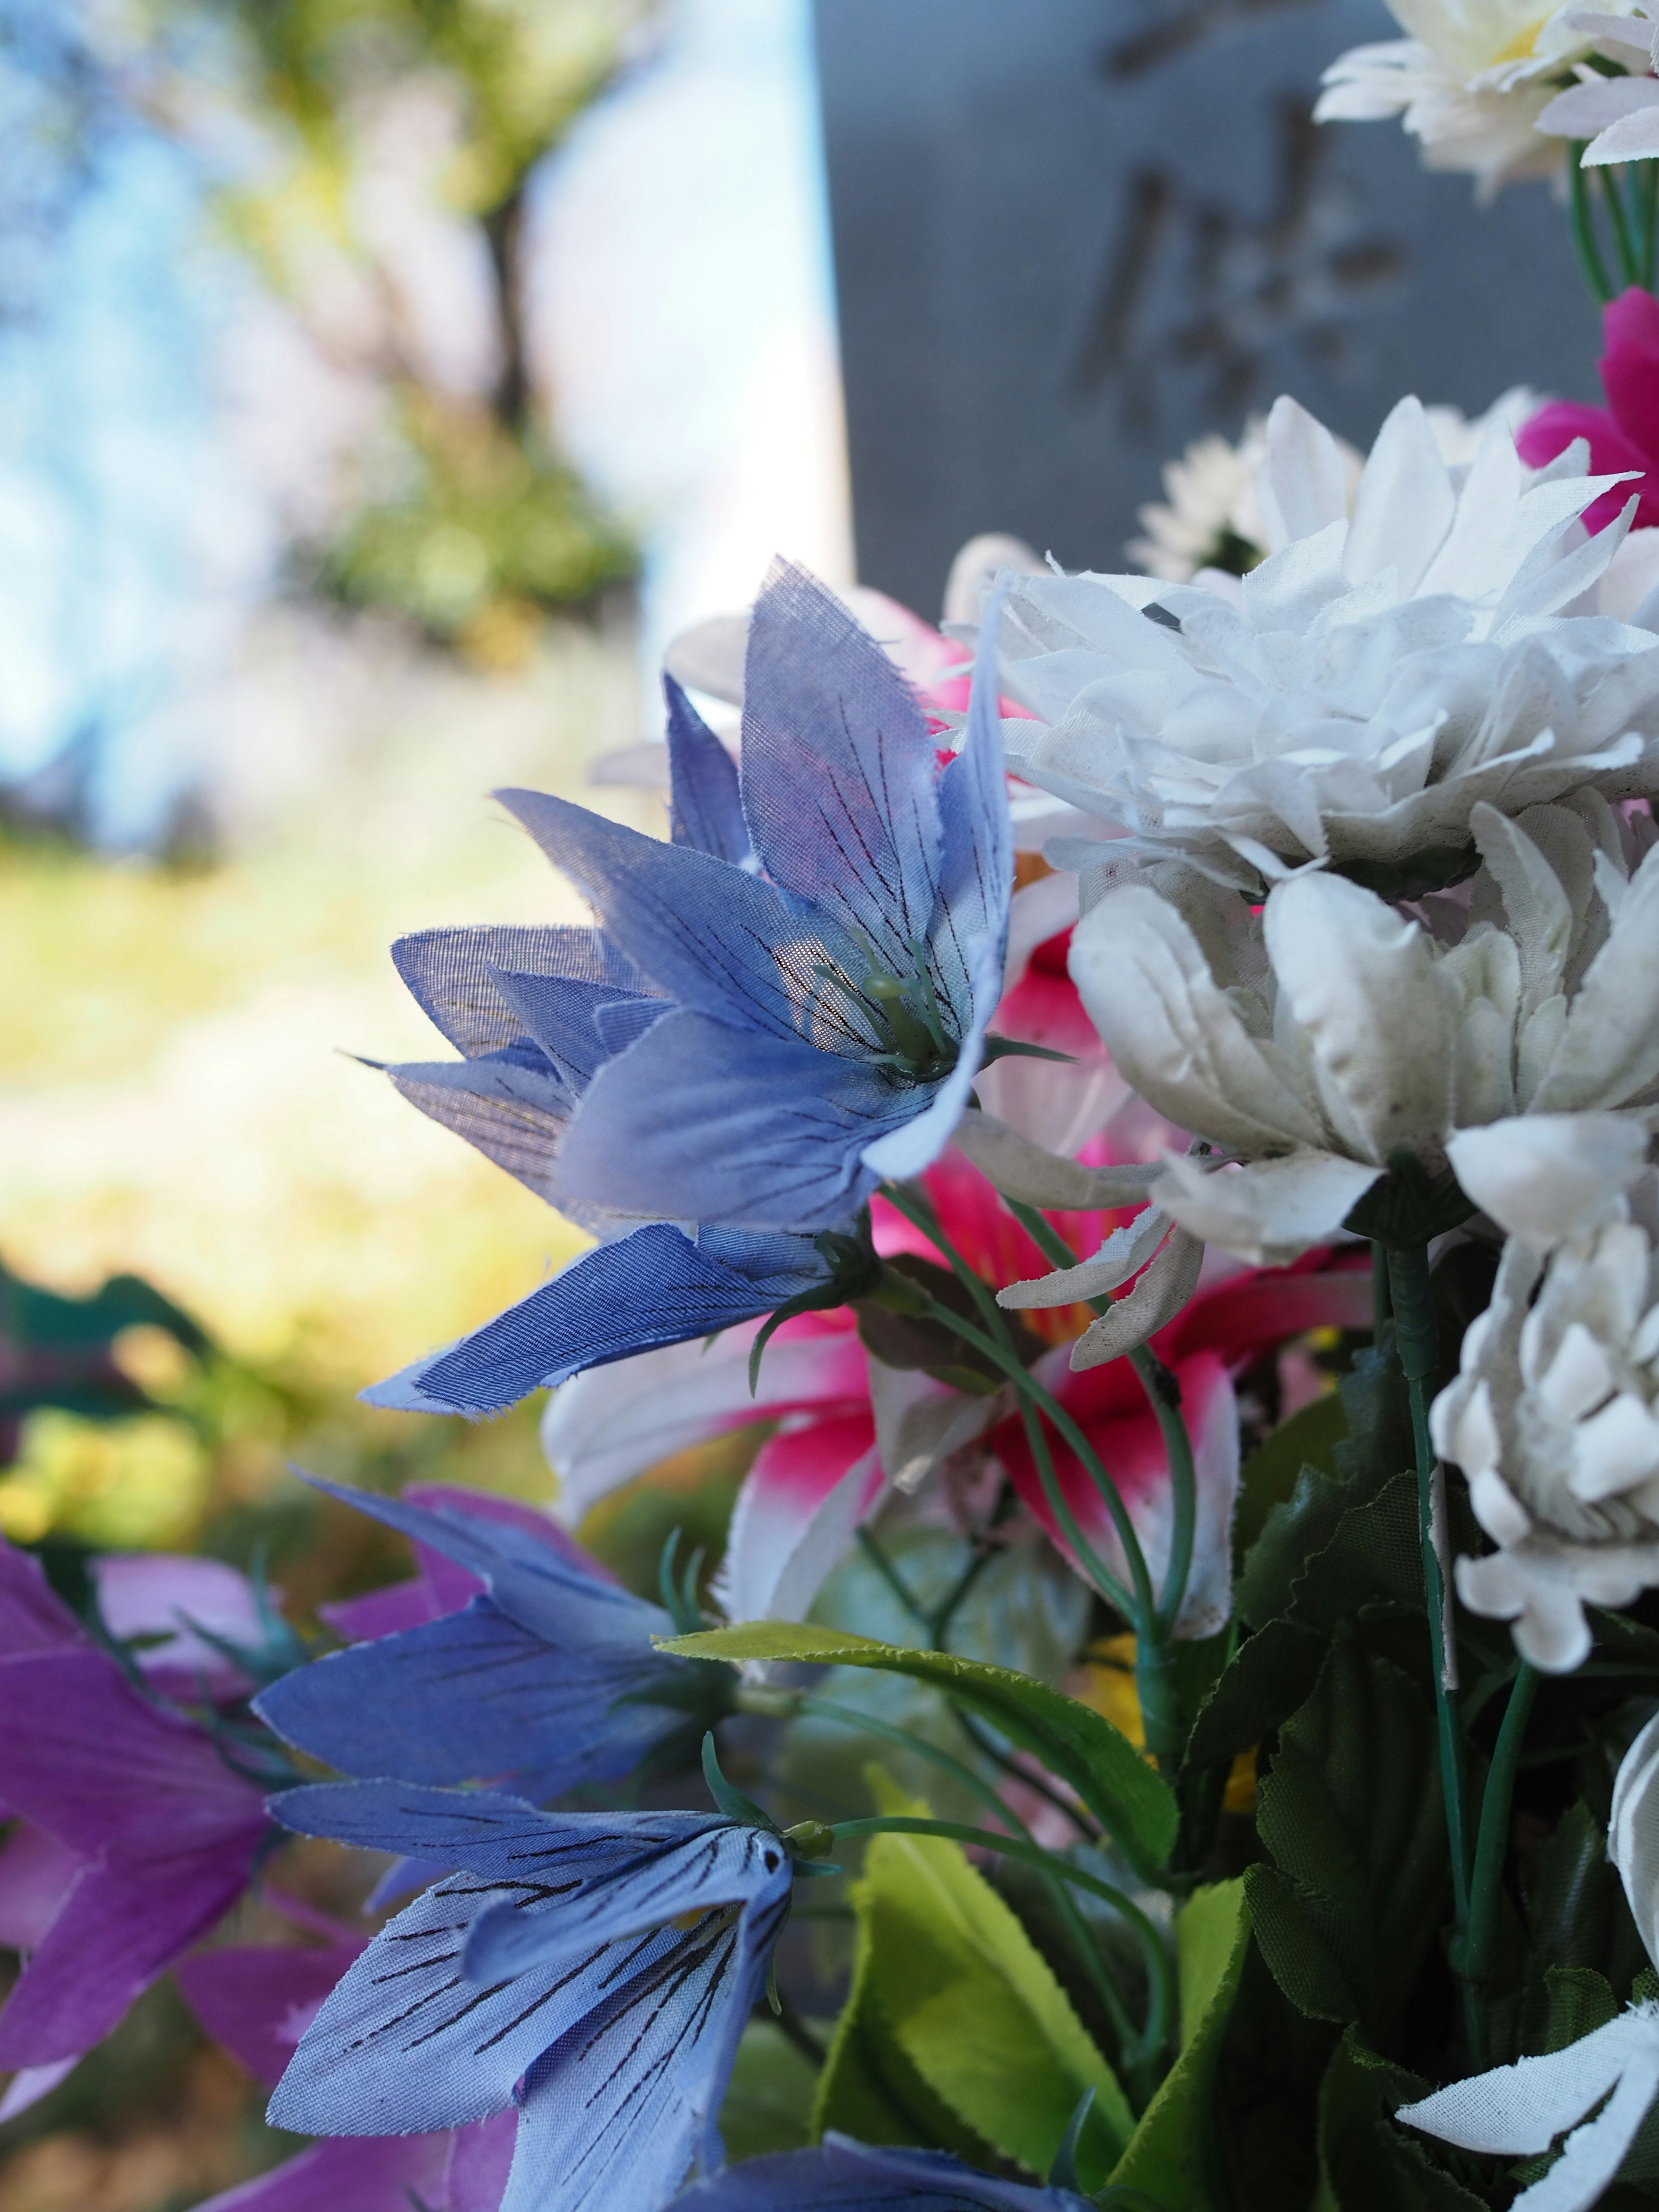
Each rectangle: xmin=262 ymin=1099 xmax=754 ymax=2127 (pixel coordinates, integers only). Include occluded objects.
xmin=979 ymin=380 xmax=1659 ymax=1682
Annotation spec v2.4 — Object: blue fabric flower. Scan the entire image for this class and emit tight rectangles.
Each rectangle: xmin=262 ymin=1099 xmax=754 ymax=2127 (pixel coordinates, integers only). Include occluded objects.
xmin=254 ymin=1482 xmax=715 ymax=1800
xmin=267 ymin=1783 xmax=794 ymax=2212
xmin=362 ymin=1218 xmax=842 ymax=1417
xmin=669 ymin=2136 xmax=1095 ymax=2210
xmin=504 ymin=563 xmax=1011 ymax=1236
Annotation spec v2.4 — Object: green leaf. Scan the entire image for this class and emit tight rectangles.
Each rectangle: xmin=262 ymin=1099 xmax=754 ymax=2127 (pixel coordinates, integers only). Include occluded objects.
xmin=1234 ymin=1393 xmax=1349 ymax=1566
xmin=1185 ymin=1620 xmax=1327 ymax=1774
xmin=1312 ymin=2026 xmax=1484 ymax=2212
xmin=1108 ymin=1879 xmax=1250 ymax=2212
xmin=1541 ymin=1964 xmax=1621 ymax=2053
xmin=1249 ymin=1636 xmax=1446 ymax=2044
xmin=719 ymin=2019 xmax=822 ymax=2161
xmin=823 ymin=1799 xmax=1134 ymax=2179
xmin=1520 ymin=1804 xmax=1643 ymax=2053
xmin=660 ymin=1621 xmax=1178 ymax=1873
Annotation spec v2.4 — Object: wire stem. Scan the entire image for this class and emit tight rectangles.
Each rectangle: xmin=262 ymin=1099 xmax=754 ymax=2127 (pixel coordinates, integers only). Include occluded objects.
xmin=1463 ymin=1663 xmax=1540 ymax=1990
xmin=1385 ymin=1240 xmax=1481 ymax=2066
xmin=1603 ymin=161 xmax=1641 ymax=289
xmin=1570 ymin=144 xmax=1615 ymax=303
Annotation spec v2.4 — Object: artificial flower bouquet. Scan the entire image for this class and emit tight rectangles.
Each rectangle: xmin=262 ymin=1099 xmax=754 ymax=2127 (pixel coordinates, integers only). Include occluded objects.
xmin=22 ymin=23 xmax=1659 ymax=2212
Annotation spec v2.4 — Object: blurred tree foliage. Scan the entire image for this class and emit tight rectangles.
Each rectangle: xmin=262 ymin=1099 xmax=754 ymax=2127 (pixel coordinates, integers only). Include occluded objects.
xmin=0 ymin=0 xmax=649 ymax=663
xmin=215 ymin=0 xmax=649 ymax=655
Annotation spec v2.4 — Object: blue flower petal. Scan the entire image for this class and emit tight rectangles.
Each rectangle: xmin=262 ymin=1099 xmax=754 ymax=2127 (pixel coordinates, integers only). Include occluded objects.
xmin=667 ymin=677 xmax=750 ymax=866
xmin=741 ymin=563 xmax=945 ymax=979
xmin=555 ymin=1007 xmax=908 ymax=1232
xmin=254 ymin=1595 xmax=682 ymax=1799
xmin=382 ymin=1055 xmax=574 ymax=1205
xmin=486 ymin=968 xmax=666 ymax=1094
xmin=360 ymin=1222 xmax=832 ymax=1416
xmin=393 ymin=926 xmax=644 ymax=1058
xmin=498 ymin=787 xmax=843 ymax=1044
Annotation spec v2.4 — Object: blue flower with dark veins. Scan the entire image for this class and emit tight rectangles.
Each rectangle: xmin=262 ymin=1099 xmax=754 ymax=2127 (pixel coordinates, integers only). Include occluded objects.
xmin=360 ymin=561 xmax=1010 ymax=1418
xmin=670 ymin=2136 xmax=1098 ymax=2211
xmin=266 ymin=1783 xmax=796 ymax=2212
xmin=510 ymin=560 xmax=1011 ymax=1237
xmin=254 ymin=1481 xmax=718 ymax=1802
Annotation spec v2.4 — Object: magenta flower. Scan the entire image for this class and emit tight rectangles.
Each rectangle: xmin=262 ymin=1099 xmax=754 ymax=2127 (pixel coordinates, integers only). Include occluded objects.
xmin=1519 ymin=287 xmax=1659 ymax=531
xmin=176 ymin=1932 xmax=514 ymax=2212
xmin=0 ymin=1540 xmax=270 ymax=2080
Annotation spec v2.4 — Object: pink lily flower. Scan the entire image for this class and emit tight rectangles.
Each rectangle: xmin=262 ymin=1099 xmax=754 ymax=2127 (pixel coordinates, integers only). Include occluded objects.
xmin=992 ymin=1252 xmax=1374 ymax=1636
xmin=0 ymin=1541 xmax=270 ymax=2092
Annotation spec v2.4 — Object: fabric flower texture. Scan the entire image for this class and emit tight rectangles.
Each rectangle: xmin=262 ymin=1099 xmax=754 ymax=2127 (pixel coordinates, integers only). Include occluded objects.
xmin=367 ymin=558 xmax=1010 ymax=1418
xmin=1396 ymin=1708 xmax=1659 ymax=2209
xmin=994 ymin=392 xmax=1659 ymax=895
xmin=267 ymin=1784 xmax=797 ymax=2212
xmin=0 ymin=1540 xmax=272 ymax=2096
xmin=1536 ymin=6 xmax=1659 ymax=165
xmin=1070 ymin=794 xmax=1659 ymax=1265
xmin=1430 ymin=1186 xmax=1659 ymax=1669
xmin=254 ymin=1480 xmax=726 ymax=1799
xmin=1521 ymin=287 xmax=1659 ymax=533
xmin=1313 ymin=0 xmax=1605 ymax=197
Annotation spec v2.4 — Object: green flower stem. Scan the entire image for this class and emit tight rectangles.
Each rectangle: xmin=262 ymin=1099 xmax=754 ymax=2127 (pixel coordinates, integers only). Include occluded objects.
xmin=1462 ymin=1662 xmax=1540 ymax=1991
xmin=828 ymin=1814 xmax=1175 ymax=2071
xmin=1385 ymin=1240 xmax=1481 ymax=2062
xmin=877 ymin=1184 xmax=1153 ymax=1621
xmin=1570 ymin=144 xmax=1616 ymax=304
xmin=1602 ymin=162 xmax=1641 ymax=290
xmin=1002 ymin=1197 xmax=1200 ymax=1637
xmin=795 ymin=1693 xmax=1142 ymax=2070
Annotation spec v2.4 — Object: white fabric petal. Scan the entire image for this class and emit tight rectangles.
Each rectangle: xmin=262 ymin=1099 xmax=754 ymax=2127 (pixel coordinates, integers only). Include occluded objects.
xmin=1151 ymin=1150 xmax=1382 ymax=1265
xmin=1256 ymin=395 xmax=1353 ymax=551
xmin=996 ymin=1208 xmax=1173 ymax=1311
xmin=1446 ymin=1114 xmax=1649 ymax=1246
xmin=1611 ymin=1708 xmax=1659 ymax=1968
xmin=1068 ymin=1228 xmax=1206 ymax=1369
xmin=1570 ymin=1391 xmax=1659 ymax=1502
xmin=866 ymin=1359 xmax=1002 ymax=1497
xmin=713 ymin=1444 xmax=884 ymax=1624
xmin=1264 ymin=872 xmax=1456 ymax=1162
xmin=1071 ymin=887 xmax=1328 ymax=1155
xmin=1535 ymin=848 xmax=1659 ymax=1112
xmin=949 ymin=1109 xmax=1166 ymax=1210
xmin=1584 ymin=102 xmax=1659 ymax=165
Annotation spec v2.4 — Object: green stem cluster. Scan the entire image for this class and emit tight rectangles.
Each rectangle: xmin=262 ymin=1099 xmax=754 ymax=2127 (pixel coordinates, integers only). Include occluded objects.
xmin=1567 ymin=146 xmax=1659 ymax=303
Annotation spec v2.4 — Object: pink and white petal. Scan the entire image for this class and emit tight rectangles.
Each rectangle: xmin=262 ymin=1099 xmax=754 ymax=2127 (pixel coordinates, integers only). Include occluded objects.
xmin=188 ymin=2134 xmax=454 ymax=2212
xmin=0 ymin=1823 xmax=83 ymax=1951
xmin=712 ymin=1413 xmax=882 ymax=1623
xmin=1170 ymin=1355 xmax=1243 ymax=1637
xmin=867 ymin=1359 xmax=1004 ymax=1494
xmin=1159 ymin=1253 xmax=1373 ymax=1369
xmin=91 ymin=1554 xmax=268 ymax=1702
xmin=540 ymin=1319 xmax=867 ymax=1523
xmin=0 ymin=1843 xmax=262 ymax=2067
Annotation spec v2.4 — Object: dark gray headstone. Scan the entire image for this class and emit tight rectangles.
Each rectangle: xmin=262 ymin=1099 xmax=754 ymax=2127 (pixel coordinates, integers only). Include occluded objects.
xmin=812 ymin=0 xmax=1601 ymax=613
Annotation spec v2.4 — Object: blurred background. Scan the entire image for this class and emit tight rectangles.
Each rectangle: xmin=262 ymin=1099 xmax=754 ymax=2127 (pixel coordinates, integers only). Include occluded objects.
xmin=0 ymin=0 xmax=1605 ymax=2201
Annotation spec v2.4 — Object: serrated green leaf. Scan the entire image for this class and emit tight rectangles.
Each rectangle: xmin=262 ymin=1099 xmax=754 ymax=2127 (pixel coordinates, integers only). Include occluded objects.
xmin=827 ymin=1807 xmax=1133 ymax=2178
xmin=1250 ymin=1637 xmax=1446 ymax=2042
xmin=1542 ymin=1964 xmax=1621 ymax=2053
xmin=1185 ymin=1619 xmax=1326 ymax=1774
xmin=661 ymin=1620 xmax=1178 ymax=1872
xmin=1234 ymin=1393 xmax=1349 ymax=1567
xmin=1312 ymin=2026 xmax=1484 ymax=2212
xmin=1244 ymin=1865 xmax=1359 ymax=2024
xmin=1108 ymin=1879 xmax=1250 ymax=2212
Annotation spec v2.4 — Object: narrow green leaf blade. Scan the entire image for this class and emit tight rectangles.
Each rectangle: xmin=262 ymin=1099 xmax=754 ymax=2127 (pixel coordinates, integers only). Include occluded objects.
xmin=660 ymin=1621 xmax=1178 ymax=1869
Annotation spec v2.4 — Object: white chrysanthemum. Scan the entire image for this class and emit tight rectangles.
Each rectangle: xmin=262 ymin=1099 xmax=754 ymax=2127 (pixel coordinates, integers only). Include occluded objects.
xmin=997 ymin=394 xmax=1659 ymax=893
xmin=1127 ymin=393 xmax=1537 ymax=586
xmin=1068 ymin=795 xmax=1659 ymax=1266
xmin=1537 ymin=9 xmax=1659 ymax=164
xmin=1315 ymin=0 xmax=1621 ymax=197
xmin=1434 ymin=1208 xmax=1659 ymax=1671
